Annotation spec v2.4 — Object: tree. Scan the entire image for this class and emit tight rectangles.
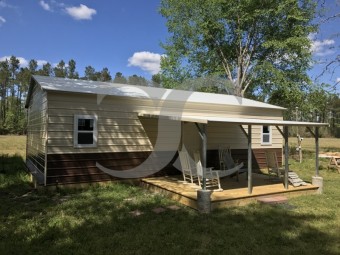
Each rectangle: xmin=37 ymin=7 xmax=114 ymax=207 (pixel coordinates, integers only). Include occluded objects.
xmin=84 ymin=65 xmax=98 ymax=81
xmin=1 ymin=56 xmax=21 ymax=134
xmin=1 ymin=57 xmax=55 ymax=134
xmin=330 ymin=96 xmax=340 ymax=137
xmin=67 ymin=59 xmax=79 ymax=79
xmin=99 ymin=67 xmax=112 ymax=81
xmin=128 ymin=74 xmax=148 ymax=86
xmin=313 ymin=1 xmax=340 ymax=91
xmin=151 ymin=73 xmax=162 ymax=87
xmin=36 ymin=62 xmax=53 ymax=76
xmin=178 ymin=74 xmax=233 ymax=93
xmin=28 ymin=59 xmax=38 ymax=74
xmin=9 ymin=56 xmax=20 ymax=97
xmin=0 ymin=60 xmax=10 ymax=132
xmin=15 ymin=67 xmax=31 ymax=133
xmin=54 ymin=60 xmax=67 ymax=78
xmin=113 ymin=72 xmax=127 ymax=84
xmin=160 ymin=0 xmax=317 ymax=99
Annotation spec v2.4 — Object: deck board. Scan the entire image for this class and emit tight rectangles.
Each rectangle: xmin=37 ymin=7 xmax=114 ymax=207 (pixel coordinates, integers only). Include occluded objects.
xmin=141 ymin=173 xmax=318 ymax=210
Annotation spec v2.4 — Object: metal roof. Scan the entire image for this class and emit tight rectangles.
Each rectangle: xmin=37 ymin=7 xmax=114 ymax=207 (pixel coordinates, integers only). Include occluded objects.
xmin=139 ymin=113 xmax=329 ymax=127
xmin=29 ymin=75 xmax=286 ymax=110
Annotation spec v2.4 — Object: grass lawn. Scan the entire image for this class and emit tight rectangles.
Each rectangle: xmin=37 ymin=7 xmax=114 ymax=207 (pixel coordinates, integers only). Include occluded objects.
xmin=1 ymin=135 xmax=340 ymax=255
xmin=289 ymin=137 xmax=340 ymax=153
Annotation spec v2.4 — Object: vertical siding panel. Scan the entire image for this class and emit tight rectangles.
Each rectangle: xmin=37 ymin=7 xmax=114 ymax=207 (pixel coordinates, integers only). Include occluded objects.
xmin=26 ymin=83 xmax=47 ymax=177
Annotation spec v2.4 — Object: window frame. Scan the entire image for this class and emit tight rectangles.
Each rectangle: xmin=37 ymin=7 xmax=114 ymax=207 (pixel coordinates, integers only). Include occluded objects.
xmin=74 ymin=115 xmax=98 ymax=148
xmin=261 ymin=125 xmax=272 ymax=145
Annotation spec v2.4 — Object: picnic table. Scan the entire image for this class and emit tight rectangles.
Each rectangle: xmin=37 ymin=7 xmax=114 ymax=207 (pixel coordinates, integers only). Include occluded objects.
xmin=328 ymin=156 xmax=340 ymax=174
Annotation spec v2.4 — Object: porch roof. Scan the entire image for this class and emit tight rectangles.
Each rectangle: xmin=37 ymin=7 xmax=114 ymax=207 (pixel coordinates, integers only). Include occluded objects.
xmin=138 ymin=113 xmax=329 ymax=127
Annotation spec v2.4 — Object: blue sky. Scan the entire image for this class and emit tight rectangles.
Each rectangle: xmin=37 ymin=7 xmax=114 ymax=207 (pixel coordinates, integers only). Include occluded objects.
xmin=0 ymin=0 xmax=167 ymax=78
xmin=0 ymin=0 xmax=339 ymax=88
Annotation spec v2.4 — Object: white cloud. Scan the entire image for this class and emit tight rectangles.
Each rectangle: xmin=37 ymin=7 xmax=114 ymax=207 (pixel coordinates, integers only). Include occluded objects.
xmin=0 ymin=16 xmax=6 ymax=26
xmin=51 ymin=0 xmax=65 ymax=8
xmin=0 ymin=1 xmax=15 ymax=9
xmin=128 ymin=51 xmax=163 ymax=75
xmin=37 ymin=60 xmax=48 ymax=66
xmin=309 ymin=33 xmax=335 ymax=57
xmin=39 ymin=0 xmax=51 ymax=11
xmin=336 ymin=78 xmax=340 ymax=83
xmin=16 ymin=57 xmax=28 ymax=67
xmin=0 ymin=56 xmax=49 ymax=67
xmin=0 ymin=56 xmax=29 ymax=67
xmin=65 ymin=4 xmax=97 ymax=20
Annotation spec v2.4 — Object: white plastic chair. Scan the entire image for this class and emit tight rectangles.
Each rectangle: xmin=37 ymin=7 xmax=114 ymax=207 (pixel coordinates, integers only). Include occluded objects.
xmin=265 ymin=151 xmax=284 ymax=178
xmin=178 ymin=149 xmax=198 ymax=184
xmin=194 ymin=152 xmax=222 ymax=191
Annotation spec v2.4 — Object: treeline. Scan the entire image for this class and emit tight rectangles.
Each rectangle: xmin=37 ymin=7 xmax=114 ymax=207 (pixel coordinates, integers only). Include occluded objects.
xmin=51 ymin=59 xmax=162 ymax=86
xmin=1 ymin=55 xmax=339 ymax=136
xmin=0 ymin=56 xmax=161 ymax=134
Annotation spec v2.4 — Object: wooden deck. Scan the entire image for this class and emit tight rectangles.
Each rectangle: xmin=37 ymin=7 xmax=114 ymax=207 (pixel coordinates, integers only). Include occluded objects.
xmin=141 ymin=173 xmax=319 ymax=210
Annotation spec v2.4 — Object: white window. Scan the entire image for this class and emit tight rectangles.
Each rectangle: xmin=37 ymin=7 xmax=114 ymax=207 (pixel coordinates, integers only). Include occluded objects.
xmin=74 ymin=115 xmax=97 ymax=148
xmin=261 ymin=125 xmax=272 ymax=145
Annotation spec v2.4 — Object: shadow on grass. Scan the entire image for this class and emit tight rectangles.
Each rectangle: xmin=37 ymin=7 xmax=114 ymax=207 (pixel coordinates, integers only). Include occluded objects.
xmin=0 ymin=153 xmax=25 ymax=173
xmin=1 ymin=167 xmax=339 ymax=255
xmin=0 ymin=153 xmax=32 ymax=194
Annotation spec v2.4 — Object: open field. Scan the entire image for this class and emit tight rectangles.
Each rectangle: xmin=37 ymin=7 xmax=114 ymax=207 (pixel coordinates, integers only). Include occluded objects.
xmin=1 ymin=135 xmax=340 ymax=255
xmin=289 ymin=137 xmax=340 ymax=153
xmin=0 ymin=135 xmax=26 ymax=157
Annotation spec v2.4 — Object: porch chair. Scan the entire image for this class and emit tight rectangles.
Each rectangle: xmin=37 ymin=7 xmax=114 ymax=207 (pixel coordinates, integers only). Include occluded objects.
xmin=193 ymin=152 xmax=222 ymax=191
xmin=265 ymin=151 xmax=284 ymax=179
xmin=178 ymin=148 xmax=198 ymax=184
xmin=265 ymin=152 xmax=308 ymax=186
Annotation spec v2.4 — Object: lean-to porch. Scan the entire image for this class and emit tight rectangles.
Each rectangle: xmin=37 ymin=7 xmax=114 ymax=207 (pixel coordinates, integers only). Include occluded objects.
xmin=141 ymin=174 xmax=318 ymax=210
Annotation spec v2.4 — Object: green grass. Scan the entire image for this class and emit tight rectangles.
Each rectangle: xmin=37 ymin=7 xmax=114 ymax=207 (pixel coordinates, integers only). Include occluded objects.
xmin=289 ymin=137 xmax=340 ymax=153
xmin=1 ymin=136 xmax=340 ymax=255
xmin=0 ymin=135 xmax=26 ymax=157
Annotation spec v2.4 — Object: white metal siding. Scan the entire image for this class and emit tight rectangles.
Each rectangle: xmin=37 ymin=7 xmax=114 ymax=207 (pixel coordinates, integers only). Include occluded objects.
xmin=46 ymin=91 xmax=283 ymax=154
xmin=48 ymin=92 xmax=165 ymax=154
xmin=26 ymin=83 xmax=47 ymax=173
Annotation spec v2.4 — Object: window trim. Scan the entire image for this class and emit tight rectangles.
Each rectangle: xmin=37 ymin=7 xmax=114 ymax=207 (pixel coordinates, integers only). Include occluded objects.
xmin=261 ymin=125 xmax=272 ymax=145
xmin=74 ymin=115 xmax=98 ymax=148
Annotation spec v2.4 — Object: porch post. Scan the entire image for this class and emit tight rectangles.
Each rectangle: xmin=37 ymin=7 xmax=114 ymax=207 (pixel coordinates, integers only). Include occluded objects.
xmin=195 ymin=123 xmax=207 ymax=190
xmin=196 ymin=123 xmax=212 ymax=213
xmin=308 ymin=126 xmax=323 ymax=194
xmin=201 ymin=124 xmax=207 ymax=190
xmin=315 ymin=127 xmax=319 ymax=177
xmin=248 ymin=125 xmax=252 ymax=194
xmin=284 ymin=126 xmax=289 ymax=190
xmin=180 ymin=122 xmax=183 ymax=150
